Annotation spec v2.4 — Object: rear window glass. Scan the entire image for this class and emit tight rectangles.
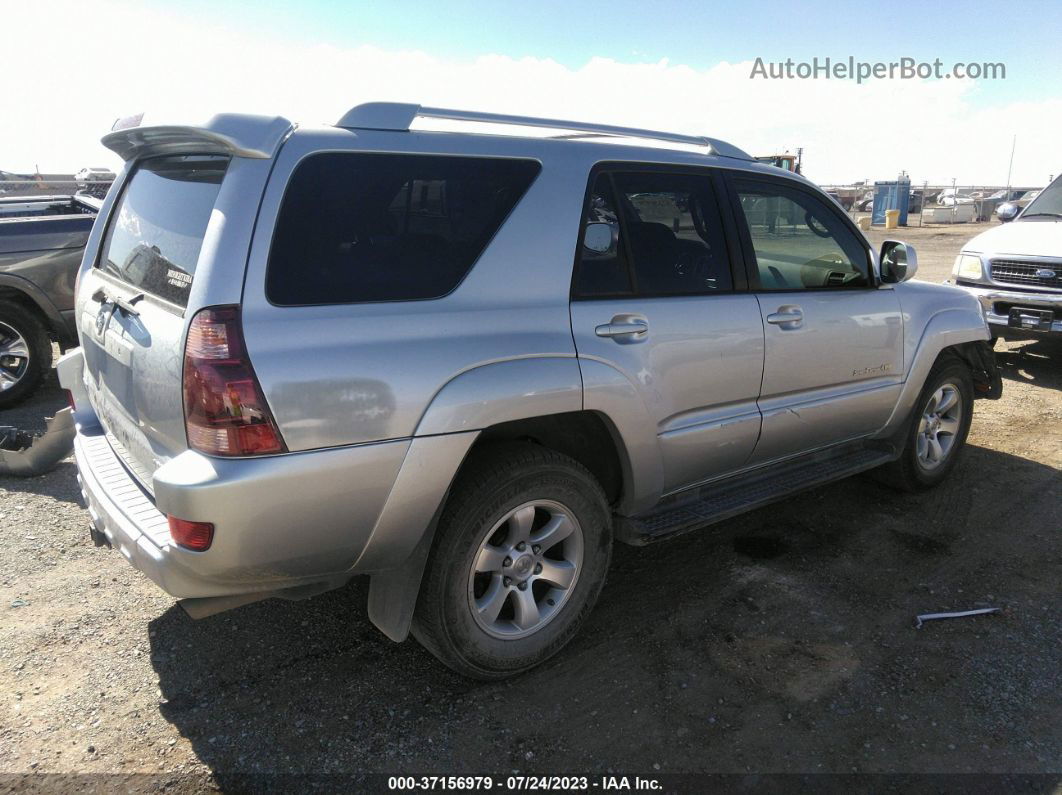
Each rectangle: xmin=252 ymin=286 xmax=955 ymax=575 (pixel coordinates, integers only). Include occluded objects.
xmin=98 ymin=155 xmax=228 ymax=307
xmin=266 ymin=153 xmax=541 ymax=305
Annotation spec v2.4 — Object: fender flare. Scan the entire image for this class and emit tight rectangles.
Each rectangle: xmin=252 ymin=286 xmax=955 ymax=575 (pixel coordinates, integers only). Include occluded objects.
xmin=413 ymin=356 xmax=583 ymax=436
xmin=0 ymin=273 xmax=72 ymax=343
xmin=881 ymin=307 xmax=990 ymax=434
xmin=365 ymin=356 xmax=584 ymax=642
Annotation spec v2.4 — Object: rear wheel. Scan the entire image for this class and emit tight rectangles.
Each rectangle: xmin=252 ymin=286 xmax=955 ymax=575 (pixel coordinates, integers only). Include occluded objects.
xmin=412 ymin=442 xmax=612 ymax=679
xmin=0 ymin=301 xmax=52 ymax=409
xmin=878 ymin=357 xmax=974 ymax=491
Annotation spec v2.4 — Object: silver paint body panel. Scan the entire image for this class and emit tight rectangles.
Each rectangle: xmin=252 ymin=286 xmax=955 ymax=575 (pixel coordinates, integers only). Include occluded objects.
xmin=63 ymin=112 xmax=990 ymax=602
xmin=571 ymin=295 xmax=765 ymax=496
xmin=748 ymin=288 xmax=904 ymax=465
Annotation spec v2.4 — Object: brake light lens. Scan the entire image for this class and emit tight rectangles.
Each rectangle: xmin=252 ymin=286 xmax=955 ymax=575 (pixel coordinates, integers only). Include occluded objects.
xmin=167 ymin=516 xmax=215 ymax=551
xmin=182 ymin=306 xmax=286 ymax=456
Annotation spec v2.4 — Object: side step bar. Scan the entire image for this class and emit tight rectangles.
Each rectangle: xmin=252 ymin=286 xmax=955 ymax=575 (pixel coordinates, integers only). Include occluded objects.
xmin=615 ymin=444 xmax=895 ymax=546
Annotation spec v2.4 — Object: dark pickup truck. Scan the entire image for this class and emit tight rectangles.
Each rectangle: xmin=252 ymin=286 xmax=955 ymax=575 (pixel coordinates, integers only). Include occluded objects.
xmin=0 ymin=194 xmax=100 ymax=408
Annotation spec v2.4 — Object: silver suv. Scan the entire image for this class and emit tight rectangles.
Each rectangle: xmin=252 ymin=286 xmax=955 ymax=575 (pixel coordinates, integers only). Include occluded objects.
xmin=61 ymin=103 xmax=1001 ymax=678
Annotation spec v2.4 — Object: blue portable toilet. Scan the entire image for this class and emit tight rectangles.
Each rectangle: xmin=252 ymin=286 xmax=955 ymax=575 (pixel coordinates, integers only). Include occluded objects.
xmin=871 ymin=179 xmax=911 ymax=226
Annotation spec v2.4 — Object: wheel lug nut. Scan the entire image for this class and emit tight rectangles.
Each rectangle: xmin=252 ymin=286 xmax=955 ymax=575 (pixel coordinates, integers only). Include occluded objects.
xmin=503 ymin=576 xmax=512 ymax=587
xmin=503 ymin=557 xmax=513 ymax=568
xmin=516 ymin=542 xmax=527 ymax=551
xmin=534 ymin=563 xmax=542 ymax=574
xmin=518 ymin=582 xmax=528 ymax=591
xmin=532 ymin=545 xmax=541 ymax=555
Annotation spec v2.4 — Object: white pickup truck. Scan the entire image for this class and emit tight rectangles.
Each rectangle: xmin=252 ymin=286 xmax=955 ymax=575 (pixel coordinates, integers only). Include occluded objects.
xmin=949 ymin=174 xmax=1062 ymax=341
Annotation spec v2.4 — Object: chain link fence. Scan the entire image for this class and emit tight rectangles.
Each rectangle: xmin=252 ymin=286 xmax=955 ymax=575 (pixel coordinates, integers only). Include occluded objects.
xmin=821 ymin=183 xmax=1043 ymax=226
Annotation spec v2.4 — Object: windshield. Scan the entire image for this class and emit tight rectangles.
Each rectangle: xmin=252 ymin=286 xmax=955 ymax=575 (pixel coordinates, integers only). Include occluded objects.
xmin=1021 ymin=176 xmax=1062 ymax=218
xmin=99 ymin=155 xmax=229 ymax=306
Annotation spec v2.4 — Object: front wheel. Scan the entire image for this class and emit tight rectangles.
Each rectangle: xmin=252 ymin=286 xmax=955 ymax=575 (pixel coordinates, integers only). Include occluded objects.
xmin=412 ymin=443 xmax=612 ymax=679
xmin=879 ymin=357 xmax=974 ymax=491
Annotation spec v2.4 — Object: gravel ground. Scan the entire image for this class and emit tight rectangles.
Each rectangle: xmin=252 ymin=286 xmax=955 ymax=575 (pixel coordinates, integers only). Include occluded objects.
xmin=0 ymin=230 xmax=1059 ymax=789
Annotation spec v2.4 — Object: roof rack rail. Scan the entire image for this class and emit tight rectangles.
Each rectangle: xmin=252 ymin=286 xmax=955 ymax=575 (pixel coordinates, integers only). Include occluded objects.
xmin=335 ymin=102 xmax=751 ymax=160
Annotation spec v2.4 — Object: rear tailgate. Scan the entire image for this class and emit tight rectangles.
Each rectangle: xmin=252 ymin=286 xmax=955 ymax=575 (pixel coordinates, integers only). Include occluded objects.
xmin=78 ymin=155 xmax=229 ymax=490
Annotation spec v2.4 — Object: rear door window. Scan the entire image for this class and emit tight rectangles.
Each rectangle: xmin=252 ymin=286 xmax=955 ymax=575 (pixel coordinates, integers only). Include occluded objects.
xmin=266 ymin=153 xmax=541 ymax=305
xmin=573 ymin=168 xmax=733 ymax=298
xmin=98 ymin=155 xmax=228 ymax=307
xmin=573 ymin=174 xmax=632 ymax=296
xmin=614 ymin=172 xmax=732 ymax=295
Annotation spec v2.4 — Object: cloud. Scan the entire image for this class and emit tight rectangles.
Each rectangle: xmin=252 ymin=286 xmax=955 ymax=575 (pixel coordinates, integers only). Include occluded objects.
xmin=3 ymin=1 xmax=1058 ymax=186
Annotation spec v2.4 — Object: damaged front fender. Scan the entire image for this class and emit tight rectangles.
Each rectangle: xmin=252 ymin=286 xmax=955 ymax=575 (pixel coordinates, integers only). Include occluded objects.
xmin=957 ymin=341 xmax=1004 ymax=400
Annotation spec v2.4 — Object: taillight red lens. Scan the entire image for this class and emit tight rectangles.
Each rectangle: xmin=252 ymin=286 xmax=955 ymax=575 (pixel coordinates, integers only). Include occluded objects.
xmin=182 ymin=306 xmax=286 ymax=456
xmin=167 ymin=516 xmax=215 ymax=551
xmin=64 ymin=388 xmax=76 ymax=411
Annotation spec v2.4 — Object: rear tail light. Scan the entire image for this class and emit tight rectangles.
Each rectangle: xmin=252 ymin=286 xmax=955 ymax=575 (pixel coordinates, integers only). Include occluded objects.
xmin=167 ymin=516 xmax=214 ymax=551
xmin=182 ymin=305 xmax=286 ymax=456
xmin=64 ymin=388 xmax=76 ymax=411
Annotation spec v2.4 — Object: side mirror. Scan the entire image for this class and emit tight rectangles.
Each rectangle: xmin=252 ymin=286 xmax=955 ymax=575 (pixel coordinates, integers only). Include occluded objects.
xmin=996 ymin=202 xmax=1020 ymax=223
xmin=879 ymin=240 xmax=918 ymax=284
xmin=582 ymin=222 xmax=617 ymax=255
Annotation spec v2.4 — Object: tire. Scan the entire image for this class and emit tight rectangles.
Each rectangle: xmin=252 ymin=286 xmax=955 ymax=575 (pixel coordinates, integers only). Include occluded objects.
xmin=877 ymin=356 xmax=974 ymax=492
xmin=0 ymin=300 xmax=52 ymax=409
xmin=411 ymin=442 xmax=612 ymax=679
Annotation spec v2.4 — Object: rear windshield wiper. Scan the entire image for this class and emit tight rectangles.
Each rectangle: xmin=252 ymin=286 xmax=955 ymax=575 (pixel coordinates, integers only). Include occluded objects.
xmin=91 ymin=288 xmax=144 ymax=317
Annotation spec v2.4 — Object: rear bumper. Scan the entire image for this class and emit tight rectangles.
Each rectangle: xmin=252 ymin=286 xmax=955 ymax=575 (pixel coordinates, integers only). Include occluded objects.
xmin=72 ymin=419 xmax=412 ymax=599
xmin=952 ymin=281 xmax=1062 ymax=337
xmin=58 ymin=343 xmax=414 ymax=599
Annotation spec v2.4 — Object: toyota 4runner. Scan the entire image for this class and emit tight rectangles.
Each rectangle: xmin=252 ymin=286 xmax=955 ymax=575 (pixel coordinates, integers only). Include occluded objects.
xmin=60 ymin=103 xmax=1001 ymax=678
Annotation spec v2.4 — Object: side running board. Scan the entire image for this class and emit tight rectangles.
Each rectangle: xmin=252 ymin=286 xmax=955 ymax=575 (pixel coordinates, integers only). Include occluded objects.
xmin=615 ymin=444 xmax=895 ymax=546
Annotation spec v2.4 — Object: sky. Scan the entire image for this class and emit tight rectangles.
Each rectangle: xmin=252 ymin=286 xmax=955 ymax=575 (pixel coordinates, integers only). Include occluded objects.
xmin=3 ymin=0 xmax=1061 ymax=185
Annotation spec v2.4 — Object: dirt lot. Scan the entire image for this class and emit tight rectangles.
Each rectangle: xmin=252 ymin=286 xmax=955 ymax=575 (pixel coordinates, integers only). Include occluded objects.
xmin=1 ymin=223 xmax=1059 ymax=789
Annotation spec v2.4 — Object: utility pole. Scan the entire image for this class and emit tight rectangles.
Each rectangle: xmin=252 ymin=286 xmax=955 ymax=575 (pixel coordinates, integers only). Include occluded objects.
xmin=1005 ymin=135 xmax=1016 ymax=190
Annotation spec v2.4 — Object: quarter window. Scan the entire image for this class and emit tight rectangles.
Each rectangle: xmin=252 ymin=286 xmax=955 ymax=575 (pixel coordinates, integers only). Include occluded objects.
xmin=266 ymin=153 xmax=540 ymax=305
xmin=734 ymin=180 xmax=870 ymax=290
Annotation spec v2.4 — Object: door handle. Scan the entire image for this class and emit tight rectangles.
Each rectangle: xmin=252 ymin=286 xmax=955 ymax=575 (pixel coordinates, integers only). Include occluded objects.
xmin=766 ymin=306 xmax=803 ymax=327
xmin=595 ymin=319 xmax=649 ymax=339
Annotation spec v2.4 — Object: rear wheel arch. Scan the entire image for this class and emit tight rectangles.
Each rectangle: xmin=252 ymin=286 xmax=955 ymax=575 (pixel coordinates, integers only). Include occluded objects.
xmin=366 ymin=410 xmax=628 ymax=645
xmin=473 ymin=410 xmax=629 ymax=506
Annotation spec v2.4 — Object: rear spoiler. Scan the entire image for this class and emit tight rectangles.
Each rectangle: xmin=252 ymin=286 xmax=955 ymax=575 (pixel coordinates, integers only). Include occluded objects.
xmin=101 ymin=114 xmax=294 ymax=161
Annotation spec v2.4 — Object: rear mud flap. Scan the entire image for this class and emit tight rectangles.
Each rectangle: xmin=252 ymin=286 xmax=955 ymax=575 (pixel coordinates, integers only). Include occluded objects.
xmin=0 ymin=408 xmax=76 ymax=477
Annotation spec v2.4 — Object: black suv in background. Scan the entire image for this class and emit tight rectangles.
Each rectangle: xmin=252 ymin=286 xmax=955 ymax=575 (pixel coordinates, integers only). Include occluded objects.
xmin=0 ymin=193 xmax=100 ymax=408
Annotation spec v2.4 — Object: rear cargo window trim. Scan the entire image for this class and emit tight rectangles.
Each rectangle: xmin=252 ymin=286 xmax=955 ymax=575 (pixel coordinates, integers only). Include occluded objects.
xmin=93 ymin=153 xmax=231 ymax=309
xmin=262 ymin=150 xmax=543 ymax=308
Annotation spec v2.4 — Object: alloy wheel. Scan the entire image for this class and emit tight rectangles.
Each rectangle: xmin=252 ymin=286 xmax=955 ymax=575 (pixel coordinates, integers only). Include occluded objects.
xmin=467 ymin=500 xmax=584 ymax=639
xmin=0 ymin=321 xmax=30 ymax=392
xmin=916 ymin=383 xmax=963 ymax=471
